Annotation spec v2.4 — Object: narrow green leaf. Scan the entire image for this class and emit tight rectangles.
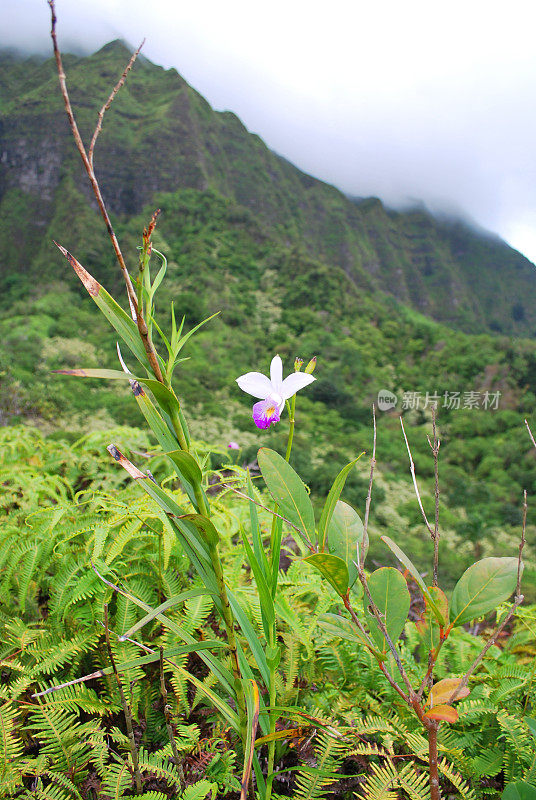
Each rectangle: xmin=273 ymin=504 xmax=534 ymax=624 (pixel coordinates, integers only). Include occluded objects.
xmin=55 ymin=244 xmax=152 ymax=372
xmin=258 ymin=448 xmax=315 ymax=542
xmin=227 ymin=590 xmax=270 ymax=687
xmin=318 ymin=454 xmax=364 ymax=549
xmin=450 ymin=557 xmax=520 ymax=627
xmin=318 ymin=612 xmax=372 ymax=649
xmin=304 ymin=553 xmax=349 ymax=596
xmin=121 ymin=588 xmax=211 ymax=640
xmin=173 ymin=312 xmax=220 ymax=358
xmin=182 ymin=514 xmax=220 ymax=547
xmin=241 ymin=680 xmax=260 ymax=799
xmin=364 ymin=567 xmax=410 ymax=654
xmin=241 ymin=532 xmax=275 ymax=638
xmin=247 ymin=470 xmax=270 ymax=581
xmin=54 ymin=368 xmax=138 ymax=380
xmin=270 ymin=516 xmax=283 ymax=598
xmin=140 ymin=378 xmax=181 ymax=416
xmin=327 ymin=500 xmax=364 ymax=587
xmin=127 ymin=383 xmax=198 ymax=508
xmin=166 ymin=450 xmax=202 ymax=485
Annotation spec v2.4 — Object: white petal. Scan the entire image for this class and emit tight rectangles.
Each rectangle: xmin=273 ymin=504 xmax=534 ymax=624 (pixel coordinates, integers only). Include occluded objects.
xmin=280 ymin=372 xmax=316 ymax=400
xmin=236 ymin=371 xmax=273 ymax=399
xmin=270 ymin=355 xmax=283 ymax=392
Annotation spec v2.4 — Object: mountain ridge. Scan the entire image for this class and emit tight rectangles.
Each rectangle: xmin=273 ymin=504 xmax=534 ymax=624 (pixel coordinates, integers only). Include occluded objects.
xmin=1 ymin=41 xmax=536 ymax=336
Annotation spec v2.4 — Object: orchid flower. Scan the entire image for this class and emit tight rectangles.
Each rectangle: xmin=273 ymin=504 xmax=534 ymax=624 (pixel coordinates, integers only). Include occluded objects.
xmin=236 ymin=354 xmax=315 ymax=429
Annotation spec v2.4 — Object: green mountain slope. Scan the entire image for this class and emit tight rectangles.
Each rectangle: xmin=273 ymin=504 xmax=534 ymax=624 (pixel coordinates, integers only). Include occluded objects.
xmin=1 ymin=41 xmax=535 ymax=335
xmin=1 ymin=42 xmax=535 ymax=597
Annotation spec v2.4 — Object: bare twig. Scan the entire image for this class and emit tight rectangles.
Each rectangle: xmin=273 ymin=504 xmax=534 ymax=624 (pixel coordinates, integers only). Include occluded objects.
xmin=88 ymin=41 xmax=145 ymax=169
xmin=355 ymin=408 xmax=415 ymax=698
xmin=48 ymin=1 xmax=138 ymax=316
xmin=426 ymin=406 xmax=441 ymax=587
xmin=48 ymin=1 xmax=165 ymax=383
xmin=400 ymin=417 xmax=435 ymax=538
xmin=447 ymin=594 xmax=524 ymax=704
xmin=518 ymin=490 xmax=527 ymax=597
xmin=104 ymin=604 xmax=143 ymax=794
xmin=360 ymin=405 xmax=376 ymax=567
xmin=525 ymin=419 xmax=536 ymax=449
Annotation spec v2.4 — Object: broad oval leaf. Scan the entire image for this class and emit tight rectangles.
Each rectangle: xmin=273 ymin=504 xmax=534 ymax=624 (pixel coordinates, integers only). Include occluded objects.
xmin=318 ymin=454 xmax=364 ymax=550
xmin=429 ymin=678 xmax=470 ymax=707
xmin=426 ymin=586 xmax=449 ymax=627
xmin=425 ymin=704 xmax=459 ymax=723
xmin=381 ymin=535 xmax=445 ymax=625
xmin=364 ymin=567 xmax=410 ymax=654
xmin=502 ymin=783 xmax=536 ymax=800
xmin=327 ymin=500 xmax=364 ymax=587
xmin=304 ymin=553 xmax=349 ymax=596
xmin=450 ymin=557 xmax=520 ymax=627
xmin=258 ymin=448 xmax=315 ymax=542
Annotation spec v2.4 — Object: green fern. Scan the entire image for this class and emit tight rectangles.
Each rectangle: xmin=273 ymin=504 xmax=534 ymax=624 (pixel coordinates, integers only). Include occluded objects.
xmin=293 ymin=730 xmax=348 ymax=799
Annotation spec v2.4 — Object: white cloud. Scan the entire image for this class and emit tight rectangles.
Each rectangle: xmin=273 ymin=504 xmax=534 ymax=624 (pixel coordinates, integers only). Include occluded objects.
xmin=5 ymin=0 xmax=536 ymax=261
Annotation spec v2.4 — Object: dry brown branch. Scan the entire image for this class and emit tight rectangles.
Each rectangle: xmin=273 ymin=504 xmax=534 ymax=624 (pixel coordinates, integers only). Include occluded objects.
xmin=400 ymin=417 xmax=435 ymax=538
xmin=88 ymin=40 xmax=145 ymax=169
xmin=355 ymin=407 xmax=415 ymax=698
xmin=426 ymin=406 xmax=441 ymax=587
xmin=525 ymin=418 xmax=536 ymax=449
xmin=47 ymin=1 xmax=165 ymax=383
xmin=360 ymin=404 xmax=376 ymax=567
xmin=518 ymin=490 xmax=527 ymax=596
xmin=447 ymin=594 xmax=524 ymax=704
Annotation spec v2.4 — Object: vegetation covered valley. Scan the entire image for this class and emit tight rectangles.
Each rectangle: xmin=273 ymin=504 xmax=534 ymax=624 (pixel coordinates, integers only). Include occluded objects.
xmin=1 ymin=15 xmax=536 ymax=799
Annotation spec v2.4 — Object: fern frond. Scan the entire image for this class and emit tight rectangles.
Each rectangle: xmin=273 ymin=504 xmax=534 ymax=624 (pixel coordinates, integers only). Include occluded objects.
xmin=436 ymin=757 xmax=476 ymax=799
xmin=137 ymin=748 xmax=183 ymax=789
xmin=293 ymin=731 xmax=348 ymax=800
xmin=181 ymin=780 xmax=217 ymax=800
xmin=98 ymin=758 xmax=133 ymax=798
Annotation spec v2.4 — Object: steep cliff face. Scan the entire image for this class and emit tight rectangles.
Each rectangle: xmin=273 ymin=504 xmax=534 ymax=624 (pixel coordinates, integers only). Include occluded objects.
xmin=1 ymin=41 xmax=535 ymax=335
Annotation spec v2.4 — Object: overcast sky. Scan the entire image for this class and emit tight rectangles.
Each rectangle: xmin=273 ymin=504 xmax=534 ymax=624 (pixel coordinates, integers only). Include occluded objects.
xmin=5 ymin=0 xmax=536 ymax=262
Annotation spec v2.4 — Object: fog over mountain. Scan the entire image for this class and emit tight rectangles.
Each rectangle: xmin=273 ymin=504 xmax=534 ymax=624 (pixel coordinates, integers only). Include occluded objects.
xmin=4 ymin=0 xmax=536 ymax=263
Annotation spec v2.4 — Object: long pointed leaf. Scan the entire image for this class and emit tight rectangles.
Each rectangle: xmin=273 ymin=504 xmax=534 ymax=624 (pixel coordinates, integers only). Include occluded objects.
xmin=240 ymin=680 xmax=260 ymax=800
xmin=55 ymin=243 xmax=152 ymax=372
xmin=318 ymin=454 xmax=364 ymax=550
xmin=120 ymin=588 xmax=212 ymax=640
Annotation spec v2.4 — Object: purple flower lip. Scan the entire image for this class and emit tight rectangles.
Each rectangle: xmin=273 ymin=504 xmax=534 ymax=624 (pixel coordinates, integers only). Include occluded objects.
xmin=228 ymin=441 xmax=240 ymax=449
xmin=252 ymin=397 xmax=281 ymax=429
xmin=235 ymin=354 xmax=316 ymax=429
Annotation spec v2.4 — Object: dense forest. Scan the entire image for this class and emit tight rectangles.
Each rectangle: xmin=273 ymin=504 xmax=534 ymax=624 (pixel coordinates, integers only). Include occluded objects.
xmin=1 ymin=30 xmax=536 ymax=800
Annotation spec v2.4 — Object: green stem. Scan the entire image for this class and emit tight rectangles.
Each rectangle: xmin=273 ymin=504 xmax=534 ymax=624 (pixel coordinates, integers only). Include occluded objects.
xmin=284 ymin=395 xmax=296 ymax=462
xmin=169 ymin=405 xmax=189 ymax=453
xmin=208 ymin=540 xmax=247 ymax=725
xmin=170 ymin=397 xmax=247 ymax=748
xmin=266 ymin=393 xmax=297 ymax=800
